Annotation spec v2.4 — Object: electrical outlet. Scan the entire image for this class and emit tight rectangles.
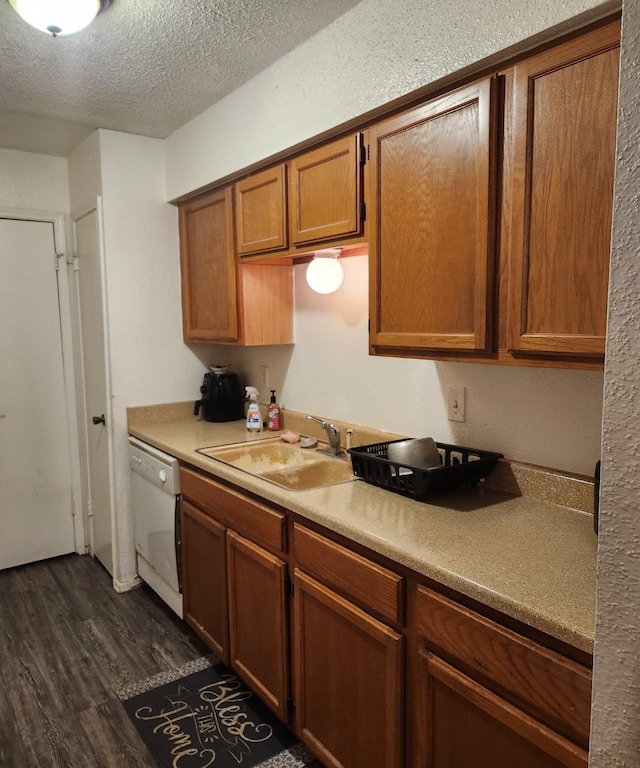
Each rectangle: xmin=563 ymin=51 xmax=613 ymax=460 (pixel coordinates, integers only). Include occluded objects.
xmin=447 ymin=386 xmax=466 ymax=423
xmin=260 ymin=365 xmax=269 ymax=388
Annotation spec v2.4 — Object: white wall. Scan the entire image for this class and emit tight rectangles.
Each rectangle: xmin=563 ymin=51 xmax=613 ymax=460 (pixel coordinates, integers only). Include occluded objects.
xmin=164 ymin=0 xmax=613 ymax=476
xmin=0 ymin=148 xmax=69 ymax=211
xmin=590 ymin=1 xmax=640 ymax=764
xmin=68 ymin=130 xmax=101 ymax=215
xmin=228 ymin=259 xmax=604 ymax=473
xmin=95 ymin=130 xmax=209 ymax=583
xmin=165 ymin=0 xmax=615 ymax=200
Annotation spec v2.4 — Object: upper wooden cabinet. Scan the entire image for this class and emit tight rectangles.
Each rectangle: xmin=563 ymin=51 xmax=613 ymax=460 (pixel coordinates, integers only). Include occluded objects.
xmin=178 ymin=21 xmax=618 ymax=366
xmin=506 ymin=21 xmax=620 ymax=359
xmin=289 ymin=133 xmax=366 ymax=248
xmin=179 ymin=185 xmax=294 ymax=345
xmin=235 ymin=164 xmax=288 ymax=258
xmin=368 ymin=21 xmax=619 ymax=367
xmin=179 ymin=186 xmax=239 ymax=342
xmin=368 ymin=78 xmax=497 ymax=353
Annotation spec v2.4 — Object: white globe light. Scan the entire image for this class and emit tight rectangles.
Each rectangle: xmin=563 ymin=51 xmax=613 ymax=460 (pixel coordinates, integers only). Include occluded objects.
xmin=305 ymin=252 xmax=344 ymax=294
xmin=9 ymin=0 xmax=103 ymax=36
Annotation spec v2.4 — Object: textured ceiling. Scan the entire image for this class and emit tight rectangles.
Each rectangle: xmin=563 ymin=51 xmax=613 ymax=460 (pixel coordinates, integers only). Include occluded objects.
xmin=0 ymin=0 xmax=362 ymax=157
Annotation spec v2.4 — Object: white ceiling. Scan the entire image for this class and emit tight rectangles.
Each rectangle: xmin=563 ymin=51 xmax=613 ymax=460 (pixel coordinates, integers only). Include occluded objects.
xmin=0 ymin=0 xmax=362 ymax=157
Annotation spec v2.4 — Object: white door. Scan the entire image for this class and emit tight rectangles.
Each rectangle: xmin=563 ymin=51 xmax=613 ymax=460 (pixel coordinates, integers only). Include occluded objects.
xmin=74 ymin=205 xmax=114 ymax=575
xmin=0 ymin=218 xmax=76 ymax=568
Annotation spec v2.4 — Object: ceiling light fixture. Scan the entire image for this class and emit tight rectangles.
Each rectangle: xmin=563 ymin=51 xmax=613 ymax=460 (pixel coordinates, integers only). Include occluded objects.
xmin=305 ymin=248 xmax=344 ymax=295
xmin=8 ymin=0 xmax=112 ymax=37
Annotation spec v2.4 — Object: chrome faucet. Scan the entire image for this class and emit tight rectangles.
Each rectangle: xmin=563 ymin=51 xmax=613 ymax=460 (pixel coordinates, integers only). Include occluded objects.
xmin=306 ymin=415 xmax=342 ymax=456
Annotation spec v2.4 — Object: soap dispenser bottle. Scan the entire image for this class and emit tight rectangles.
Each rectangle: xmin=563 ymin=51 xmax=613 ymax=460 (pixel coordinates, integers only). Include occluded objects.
xmin=267 ymin=390 xmax=281 ymax=432
xmin=245 ymin=386 xmax=262 ymax=432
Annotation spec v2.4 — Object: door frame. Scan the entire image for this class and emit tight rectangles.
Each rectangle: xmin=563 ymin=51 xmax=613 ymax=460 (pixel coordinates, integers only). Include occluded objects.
xmin=71 ymin=199 xmax=117 ymax=572
xmin=0 ymin=206 xmax=87 ymax=554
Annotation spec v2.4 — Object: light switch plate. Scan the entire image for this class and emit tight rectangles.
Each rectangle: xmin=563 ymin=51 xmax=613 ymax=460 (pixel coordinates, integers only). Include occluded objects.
xmin=447 ymin=386 xmax=466 ymax=422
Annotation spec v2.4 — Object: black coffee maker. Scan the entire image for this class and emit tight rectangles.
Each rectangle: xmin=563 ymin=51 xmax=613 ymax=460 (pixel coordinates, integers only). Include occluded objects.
xmin=194 ymin=366 xmax=244 ymax=422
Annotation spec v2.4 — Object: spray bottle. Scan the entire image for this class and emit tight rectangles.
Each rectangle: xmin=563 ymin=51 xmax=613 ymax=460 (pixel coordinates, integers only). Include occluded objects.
xmin=245 ymin=386 xmax=262 ymax=432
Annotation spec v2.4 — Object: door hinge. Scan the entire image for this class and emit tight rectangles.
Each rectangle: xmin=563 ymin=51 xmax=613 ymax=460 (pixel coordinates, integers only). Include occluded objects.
xmin=360 ymin=201 xmax=366 ymax=221
xmin=55 ymin=252 xmax=65 ymax=271
xmin=72 ymin=253 xmax=80 ymax=272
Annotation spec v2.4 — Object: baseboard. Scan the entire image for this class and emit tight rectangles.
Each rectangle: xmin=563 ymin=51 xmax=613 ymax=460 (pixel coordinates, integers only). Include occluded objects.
xmin=113 ymin=574 xmax=143 ymax=593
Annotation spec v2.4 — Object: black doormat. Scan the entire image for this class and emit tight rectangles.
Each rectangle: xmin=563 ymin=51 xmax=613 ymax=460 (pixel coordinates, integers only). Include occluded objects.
xmin=120 ymin=659 xmax=314 ymax=768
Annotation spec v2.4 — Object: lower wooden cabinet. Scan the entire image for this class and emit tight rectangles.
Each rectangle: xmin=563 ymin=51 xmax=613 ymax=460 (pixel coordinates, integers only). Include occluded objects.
xmin=416 ymin=652 xmax=586 ymax=768
xmin=179 ymin=465 xmax=593 ymax=768
xmin=227 ymin=529 xmax=290 ymax=722
xmin=179 ymin=467 xmax=291 ymax=721
xmin=293 ymin=570 xmax=404 ymax=768
xmin=180 ymin=498 xmax=229 ymax=661
xmin=414 ymin=586 xmax=591 ymax=768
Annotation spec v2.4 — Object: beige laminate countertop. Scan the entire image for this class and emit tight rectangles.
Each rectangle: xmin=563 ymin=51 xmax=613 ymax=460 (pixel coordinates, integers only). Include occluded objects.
xmin=128 ymin=406 xmax=598 ymax=655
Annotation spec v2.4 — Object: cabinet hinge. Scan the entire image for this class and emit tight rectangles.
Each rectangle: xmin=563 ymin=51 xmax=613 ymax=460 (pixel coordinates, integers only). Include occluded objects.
xmin=285 ymin=573 xmax=293 ymax=597
xmin=287 ymin=697 xmax=296 ymax=719
xmin=360 ymin=201 xmax=366 ymax=221
xmin=360 ymin=142 xmax=367 ymax=166
xmin=368 ymin=318 xmax=371 ymax=334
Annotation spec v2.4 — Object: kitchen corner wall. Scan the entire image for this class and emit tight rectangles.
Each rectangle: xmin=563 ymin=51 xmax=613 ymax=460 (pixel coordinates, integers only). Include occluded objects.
xmin=590 ymin=0 xmax=640 ymax=763
xmin=164 ymin=0 xmax=613 ymax=477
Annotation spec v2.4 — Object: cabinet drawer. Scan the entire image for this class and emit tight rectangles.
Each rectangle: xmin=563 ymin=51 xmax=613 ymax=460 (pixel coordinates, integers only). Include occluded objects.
xmin=416 ymin=586 xmax=592 ymax=748
xmin=180 ymin=467 xmax=287 ymax=554
xmin=294 ymin=524 xmax=403 ymax=625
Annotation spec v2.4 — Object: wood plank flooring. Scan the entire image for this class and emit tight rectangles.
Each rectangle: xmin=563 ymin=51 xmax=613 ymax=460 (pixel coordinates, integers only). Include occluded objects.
xmin=0 ymin=554 xmax=323 ymax=767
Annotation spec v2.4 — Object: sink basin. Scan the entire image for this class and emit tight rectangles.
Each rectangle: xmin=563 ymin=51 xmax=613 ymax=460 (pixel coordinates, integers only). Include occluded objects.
xmin=197 ymin=437 xmax=358 ymax=491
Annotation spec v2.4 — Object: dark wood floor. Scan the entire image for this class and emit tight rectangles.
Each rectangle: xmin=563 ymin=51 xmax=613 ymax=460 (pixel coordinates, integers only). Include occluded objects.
xmin=0 ymin=553 xmax=323 ymax=767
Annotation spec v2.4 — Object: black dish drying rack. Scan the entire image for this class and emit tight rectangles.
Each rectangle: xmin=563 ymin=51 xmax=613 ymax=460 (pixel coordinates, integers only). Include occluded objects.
xmin=348 ymin=440 xmax=503 ymax=501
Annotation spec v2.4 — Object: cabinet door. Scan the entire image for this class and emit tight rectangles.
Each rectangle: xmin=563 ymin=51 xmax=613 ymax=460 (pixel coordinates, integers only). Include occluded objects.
xmin=369 ymin=77 xmax=497 ymax=354
xmin=180 ymin=499 xmax=229 ymax=662
xmin=179 ymin=186 xmax=239 ymax=343
xmin=289 ymin=133 xmax=364 ymax=247
xmin=415 ymin=651 xmax=587 ymax=768
xmin=226 ymin=530 xmax=290 ymax=722
xmin=506 ymin=21 xmax=620 ymax=358
xmin=293 ymin=569 xmax=404 ymax=768
xmin=235 ymin=165 xmax=288 ymax=257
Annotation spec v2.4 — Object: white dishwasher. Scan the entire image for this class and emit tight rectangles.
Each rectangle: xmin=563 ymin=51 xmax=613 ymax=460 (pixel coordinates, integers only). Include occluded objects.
xmin=129 ymin=436 xmax=183 ymax=618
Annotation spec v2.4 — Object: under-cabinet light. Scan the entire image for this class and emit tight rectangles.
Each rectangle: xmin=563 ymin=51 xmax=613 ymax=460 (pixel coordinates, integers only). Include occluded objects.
xmin=305 ymin=248 xmax=344 ymax=294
